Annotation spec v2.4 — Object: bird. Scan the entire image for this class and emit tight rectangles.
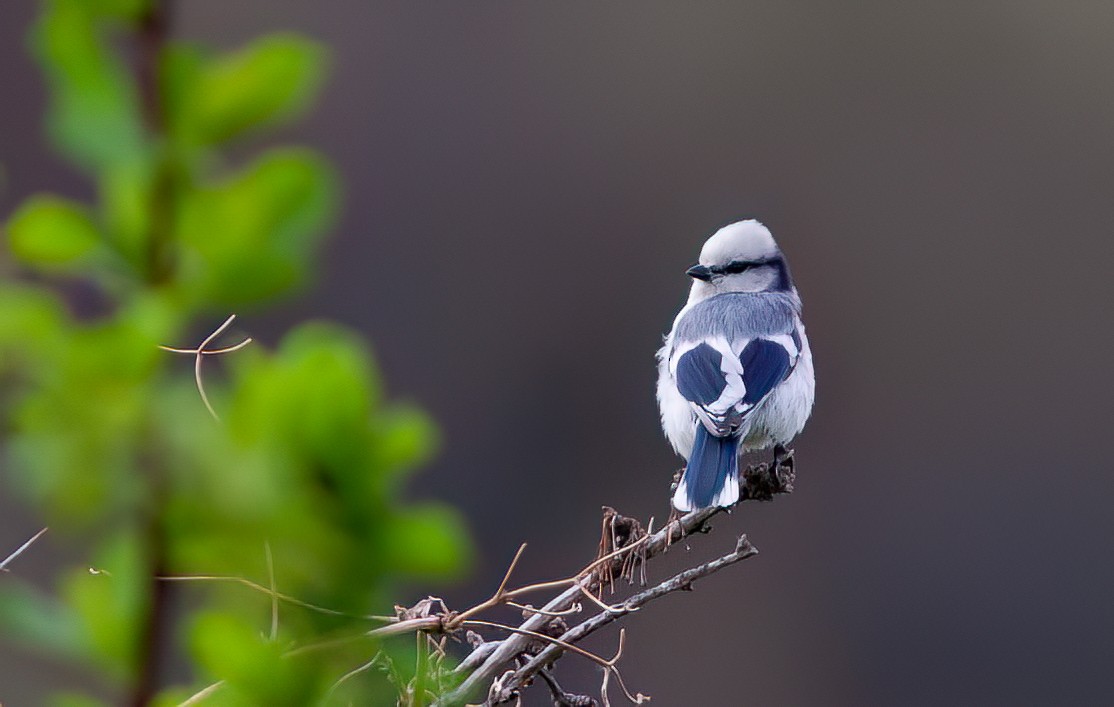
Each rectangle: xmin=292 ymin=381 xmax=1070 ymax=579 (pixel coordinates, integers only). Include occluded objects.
xmin=656 ymin=219 xmax=814 ymax=512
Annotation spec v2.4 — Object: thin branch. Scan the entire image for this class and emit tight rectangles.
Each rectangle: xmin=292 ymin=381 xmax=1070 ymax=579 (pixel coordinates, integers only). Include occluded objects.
xmin=327 ymin=658 xmax=378 ymax=699
xmin=495 ymin=544 xmax=528 ymax=598
xmin=537 ymin=667 xmax=596 ymax=707
xmin=0 ymin=527 xmax=48 ymax=572
xmin=448 ymin=543 xmax=527 ymax=628
xmin=181 ymin=461 xmax=791 ymax=706
xmin=155 ymin=573 xmax=388 ymax=621
xmin=505 ymin=601 xmax=582 ymax=618
xmin=443 ymin=456 xmax=793 ymax=704
xmin=598 ymin=629 xmax=648 ymax=706
xmin=455 ymin=640 xmax=500 ymax=675
xmin=183 ymin=627 xmax=397 ymax=704
xmin=576 ymin=584 xmax=633 ymax=616
xmin=453 ymin=532 xmax=656 ymax=621
xmin=460 ymin=620 xmax=619 ymax=673
xmin=466 ymin=620 xmax=647 ymax=706
xmin=282 ymin=632 xmax=379 ymax=659
xmin=264 ymin=542 xmax=278 ymax=641
xmin=178 ymin=681 xmax=224 ymax=706
xmin=446 ymin=531 xmax=655 ymax=626
xmin=576 ymin=532 xmax=651 ymax=585
xmin=363 ymin=616 xmax=445 ymax=641
xmin=438 ymin=503 xmax=724 ymax=706
xmin=493 ymin=535 xmax=758 ymax=703
xmin=326 ymin=652 xmax=396 ymax=701
xmin=592 ymin=628 xmax=645 ymax=705
xmin=159 ymin=314 xmax=252 ymax=421
xmin=158 ymin=341 xmax=253 ymax=356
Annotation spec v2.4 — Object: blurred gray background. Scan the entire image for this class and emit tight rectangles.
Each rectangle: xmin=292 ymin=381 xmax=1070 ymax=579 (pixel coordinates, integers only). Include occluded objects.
xmin=4 ymin=1 xmax=1114 ymax=704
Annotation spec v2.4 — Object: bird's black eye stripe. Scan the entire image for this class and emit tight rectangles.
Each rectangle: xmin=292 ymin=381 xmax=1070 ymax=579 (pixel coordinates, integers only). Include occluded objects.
xmin=713 ymin=257 xmax=779 ymax=276
xmin=718 ymin=261 xmax=753 ymax=275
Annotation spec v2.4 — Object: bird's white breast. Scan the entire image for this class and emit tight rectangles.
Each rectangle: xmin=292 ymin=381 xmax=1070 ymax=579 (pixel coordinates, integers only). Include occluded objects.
xmin=741 ymin=324 xmax=814 ymax=449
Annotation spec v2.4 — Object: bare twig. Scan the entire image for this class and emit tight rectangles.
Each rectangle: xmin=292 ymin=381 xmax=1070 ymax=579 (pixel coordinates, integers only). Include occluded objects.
xmin=506 ymin=601 xmax=582 ymax=618
xmin=436 ymin=503 xmax=723 ymax=706
xmin=491 ymin=535 xmax=759 ymax=703
xmin=327 ymin=657 xmax=381 ymax=699
xmin=467 ymin=621 xmax=649 ymax=706
xmin=155 ymin=573 xmax=391 ymax=621
xmin=576 ymin=585 xmax=632 ymax=616
xmin=178 ymin=680 xmax=224 ymax=706
xmin=440 ymin=459 xmax=793 ymax=706
xmin=538 ymin=667 xmax=597 ymax=707
xmin=448 ymin=543 xmax=528 ymax=629
xmin=598 ymin=629 xmax=648 ymax=706
xmin=264 ymin=542 xmax=278 ymax=641
xmin=159 ymin=314 xmax=252 ymax=421
xmin=0 ymin=527 xmax=48 ymax=572
xmin=460 ymin=619 xmax=619 ymax=673
xmin=364 ymin=616 xmax=445 ymax=640
xmin=176 ymin=460 xmax=793 ymax=706
xmin=456 ymin=639 xmax=500 ymax=675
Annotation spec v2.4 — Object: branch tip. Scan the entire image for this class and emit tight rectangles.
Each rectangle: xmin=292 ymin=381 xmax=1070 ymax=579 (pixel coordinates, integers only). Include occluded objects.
xmin=159 ymin=314 xmax=252 ymax=421
xmin=0 ymin=527 xmax=48 ymax=572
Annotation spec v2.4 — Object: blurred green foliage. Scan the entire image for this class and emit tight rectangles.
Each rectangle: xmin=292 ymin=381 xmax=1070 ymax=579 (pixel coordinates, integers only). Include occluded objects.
xmin=0 ymin=1 xmax=470 ymax=703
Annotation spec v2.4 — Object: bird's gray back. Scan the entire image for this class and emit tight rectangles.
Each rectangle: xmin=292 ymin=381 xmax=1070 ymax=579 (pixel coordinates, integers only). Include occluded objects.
xmin=673 ymin=292 xmax=800 ymax=343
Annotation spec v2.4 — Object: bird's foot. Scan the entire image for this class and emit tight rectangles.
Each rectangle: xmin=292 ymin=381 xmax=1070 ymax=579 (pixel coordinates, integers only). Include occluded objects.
xmin=665 ymin=468 xmax=685 ymax=548
xmin=662 ymin=505 xmax=684 ymax=550
xmin=771 ymin=444 xmax=795 ymax=489
xmin=741 ymin=447 xmax=796 ymax=501
xmin=666 ymin=504 xmax=683 ymax=524
xmin=669 ymin=467 xmax=684 ymax=493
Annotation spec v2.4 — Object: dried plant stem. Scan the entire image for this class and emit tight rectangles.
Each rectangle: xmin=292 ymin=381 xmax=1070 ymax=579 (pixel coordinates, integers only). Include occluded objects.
xmin=176 ymin=460 xmax=794 ymax=707
xmin=156 ymin=573 xmax=395 ymax=621
xmin=159 ymin=314 xmax=252 ymax=421
xmin=491 ymin=535 xmax=759 ymax=703
xmin=0 ymin=527 xmax=48 ymax=572
xmin=435 ymin=503 xmax=723 ymax=706
xmin=178 ymin=681 xmax=224 ymax=706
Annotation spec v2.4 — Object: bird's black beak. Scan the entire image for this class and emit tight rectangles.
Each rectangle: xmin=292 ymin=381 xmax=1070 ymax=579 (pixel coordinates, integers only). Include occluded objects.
xmin=686 ymin=264 xmax=714 ymax=281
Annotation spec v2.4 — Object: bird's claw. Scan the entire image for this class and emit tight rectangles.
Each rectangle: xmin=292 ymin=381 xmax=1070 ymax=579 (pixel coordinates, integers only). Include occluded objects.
xmin=772 ymin=444 xmax=794 ymax=485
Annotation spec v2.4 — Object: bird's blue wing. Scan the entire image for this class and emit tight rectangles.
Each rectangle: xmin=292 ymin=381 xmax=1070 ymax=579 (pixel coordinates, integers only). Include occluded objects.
xmin=737 ymin=339 xmax=792 ymax=405
xmin=674 ymin=337 xmax=795 ymax=434
xmin=675 ymin=342 xmax=728 ymax=405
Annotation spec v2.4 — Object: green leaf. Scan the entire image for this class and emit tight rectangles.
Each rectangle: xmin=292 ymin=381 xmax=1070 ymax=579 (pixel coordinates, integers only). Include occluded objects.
xmin=188 ymin=34 xmax=326 ymax=145
xmin=190 ymin=612 xmax=320 ymax=704
xmin=0 ymin=582 xmax=83 ymax=658
xmin=382 ymin=504 xmax=471 ymax=580
xmin=7 ymin=195 xmax=103 ymax=267
xmin=160 ymin=42 xmax=204 ymax=149
xmin=31 ymin=1 xmax=147 ymax=172
xmin=98 ymin=157 xmax=155 ymax=267
xmin=271 ymin=323 xmax=378 ymax=453
xmin=62 ymin=530 xmax=148 ymax=678
xmin=0 ymin=284 xmax=65 ymax=352
xmin=372 ymin=404 xmax=441 ymax=473
xmin=176 ymin=148 xmax=338 ymax=304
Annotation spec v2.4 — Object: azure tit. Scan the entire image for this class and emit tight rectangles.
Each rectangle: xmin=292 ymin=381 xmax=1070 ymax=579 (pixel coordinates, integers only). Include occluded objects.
xmin=657 ymin=220 xmax=815 ymax=511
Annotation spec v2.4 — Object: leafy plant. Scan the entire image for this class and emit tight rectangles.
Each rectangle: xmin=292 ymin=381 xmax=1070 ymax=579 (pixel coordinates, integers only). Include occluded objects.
xmin=0 ymin=1 xmax=469 ymax=704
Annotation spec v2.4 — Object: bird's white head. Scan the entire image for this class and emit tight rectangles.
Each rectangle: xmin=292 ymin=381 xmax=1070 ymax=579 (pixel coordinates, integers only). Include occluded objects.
xmin=685 ymin=219 xmax=793 ymax=302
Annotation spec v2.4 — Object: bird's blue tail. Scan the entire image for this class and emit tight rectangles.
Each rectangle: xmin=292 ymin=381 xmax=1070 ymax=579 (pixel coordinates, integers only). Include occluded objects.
xmin=673 ymin=426 xmax=740 ymax=512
